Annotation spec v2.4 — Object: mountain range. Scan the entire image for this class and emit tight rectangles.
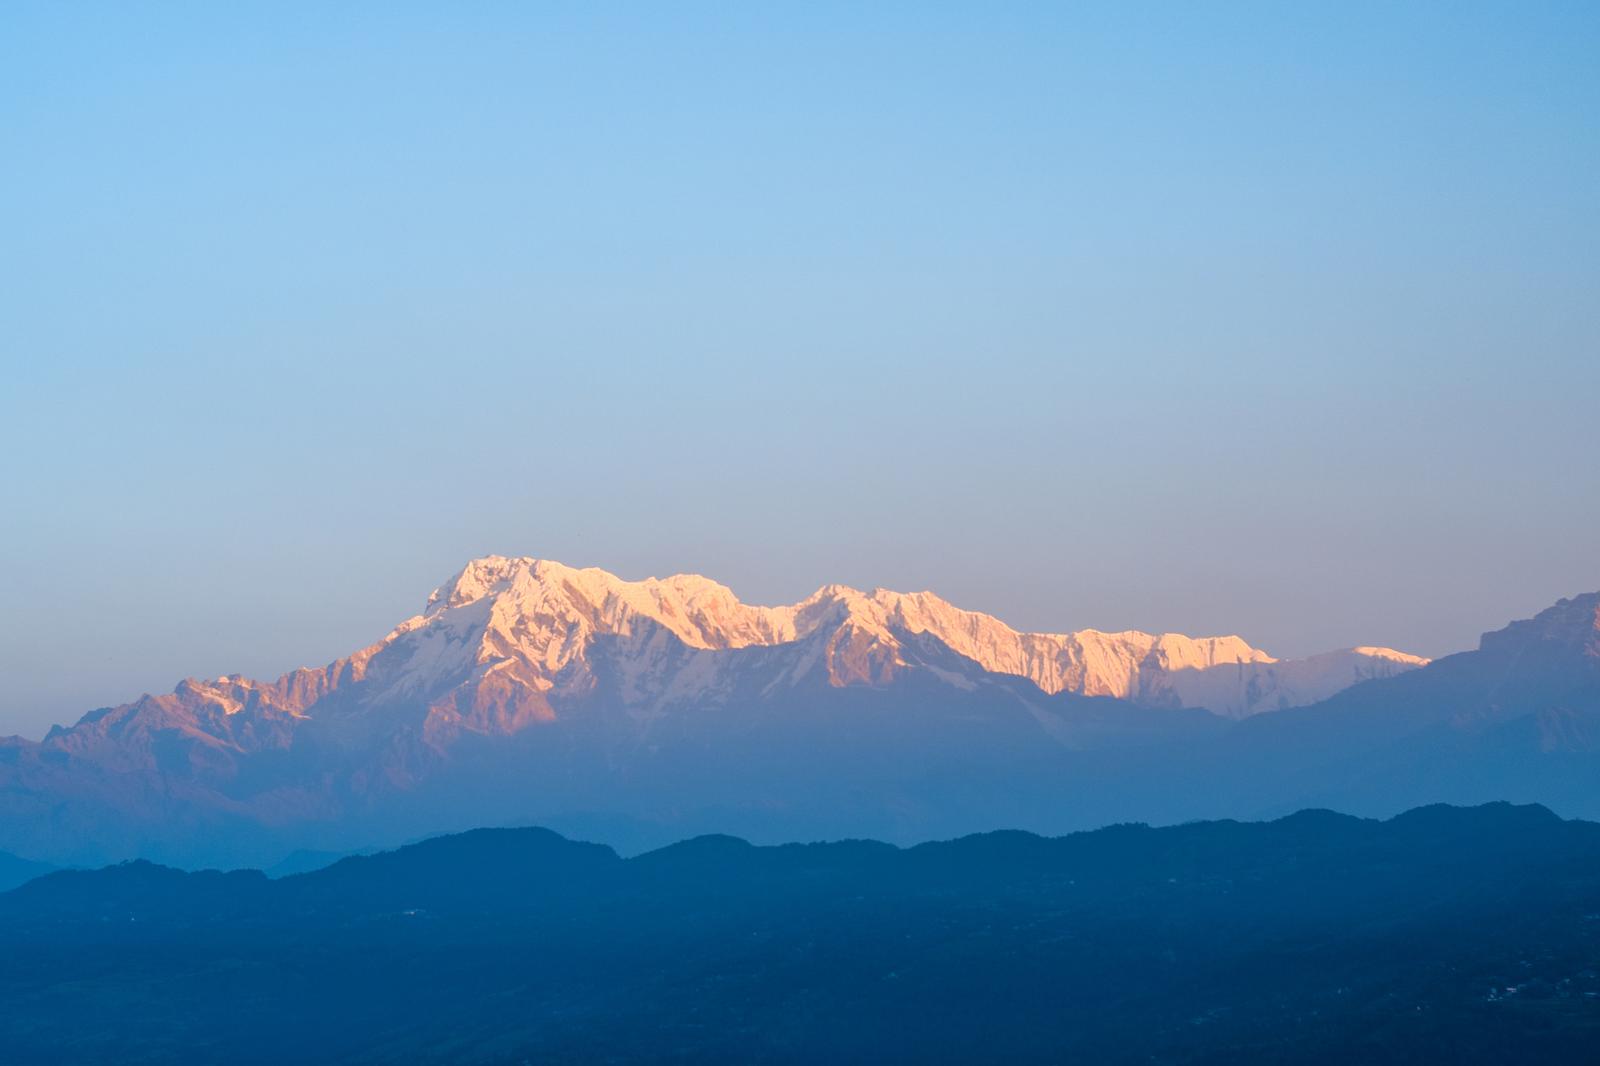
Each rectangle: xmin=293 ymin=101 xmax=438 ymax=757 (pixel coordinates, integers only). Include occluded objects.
xmin=1 ymin=555 xmax=1595 ymax=868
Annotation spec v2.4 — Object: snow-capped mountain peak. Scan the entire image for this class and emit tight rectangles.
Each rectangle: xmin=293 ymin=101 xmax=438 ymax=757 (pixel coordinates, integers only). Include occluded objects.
xmin=370 ymin=556 xmax=1428 ymax=721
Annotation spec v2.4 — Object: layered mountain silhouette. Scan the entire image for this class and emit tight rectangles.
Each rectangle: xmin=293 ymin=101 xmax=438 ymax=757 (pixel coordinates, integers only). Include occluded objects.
xmin=0 ymin=849 xmax=53 ymax=893
xmin=1 ymin=556 xmax=1594 ymax=868
xmin=2 ymin=803 xmax=1598 ymax=1063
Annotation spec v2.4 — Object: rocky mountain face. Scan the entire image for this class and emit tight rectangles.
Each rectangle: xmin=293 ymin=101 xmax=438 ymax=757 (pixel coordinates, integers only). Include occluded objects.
xmin=10 ymin=557 xmax=1597 ymax=871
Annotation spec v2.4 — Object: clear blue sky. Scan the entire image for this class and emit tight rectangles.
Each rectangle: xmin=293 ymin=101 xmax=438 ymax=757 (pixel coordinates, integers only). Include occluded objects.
xmin=3 ymin=2 xmax=1597 ymax=737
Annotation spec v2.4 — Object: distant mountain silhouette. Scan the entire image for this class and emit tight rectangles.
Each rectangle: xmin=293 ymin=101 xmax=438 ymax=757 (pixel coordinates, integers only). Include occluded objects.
xmin=3 ymin=803 xmax=1599 ymax=1063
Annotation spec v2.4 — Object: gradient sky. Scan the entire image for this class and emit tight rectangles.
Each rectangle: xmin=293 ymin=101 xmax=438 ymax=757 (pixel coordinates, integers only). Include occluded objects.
xmin=3 ymin=2 xmax=1598 ymax=738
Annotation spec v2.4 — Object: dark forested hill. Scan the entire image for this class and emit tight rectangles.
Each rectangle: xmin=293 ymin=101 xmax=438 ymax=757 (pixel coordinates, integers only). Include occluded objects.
xmin=2 ymin=803 xmax=1599 ymax=1063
